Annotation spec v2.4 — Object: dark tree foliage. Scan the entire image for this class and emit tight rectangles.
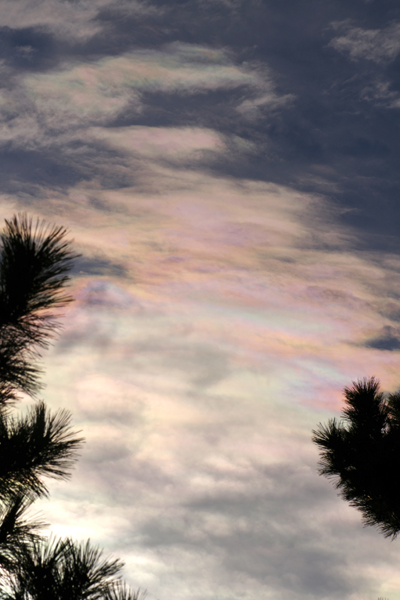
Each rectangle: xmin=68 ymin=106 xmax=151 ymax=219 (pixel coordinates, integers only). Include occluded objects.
xmin=0 ymin=215 xmax=76 ymax=404
xmin=1 ymin=538 xmax=140 ymax=600
xmin=312 ymin=377 xmax=400 ymax=540
xmin=0 ymin=215 xmax=143 ymax=599
xmin=0 ymin=402 xmax=82 ymax=499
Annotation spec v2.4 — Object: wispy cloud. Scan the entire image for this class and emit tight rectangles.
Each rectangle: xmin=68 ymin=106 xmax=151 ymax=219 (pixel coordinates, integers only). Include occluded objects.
xmin=360 ymin=78 xmax=400 ymax=109
xmin=0 ymin=42 xmax=290 ymax=149
xmin=330 ymin=21 xmax=400 ymax=63
xmin=0 ymin=0 xmax=151 ymax=41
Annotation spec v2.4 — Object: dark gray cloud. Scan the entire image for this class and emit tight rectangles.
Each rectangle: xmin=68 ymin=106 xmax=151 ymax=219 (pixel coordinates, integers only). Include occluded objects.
xmin=0 ymin=147 xmax=87 ymax=193
xmin=364 ymin=325 xmax=400 ymax=350
xmin=0 ymin=139 xmax=135 ymax=196
xmin=0 ymin=26 xmax=58 ymax=70
xmin=72 ymin=254 xmax=130 ymax=279
xmin=120 ymin=461 xmax=373 ymax=599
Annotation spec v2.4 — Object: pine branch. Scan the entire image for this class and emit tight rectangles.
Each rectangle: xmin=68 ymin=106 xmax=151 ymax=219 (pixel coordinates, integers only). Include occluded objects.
xmin=0 ymin=213 xmax=79 ymax=401
xmin=0 ymin=537 xmax=140 ymax=600
xmin=0 ymin=402 xmax=84 ymax=500
xmin=312 ymin=378 xmax=400 ymax=539
xmin=0 ymin=494 xmax=47 ymax=573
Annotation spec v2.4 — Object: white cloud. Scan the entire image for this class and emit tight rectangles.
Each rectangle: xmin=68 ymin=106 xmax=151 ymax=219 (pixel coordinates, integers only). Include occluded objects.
xmin=360 ymin=79 xmax=400 ymax=109
xmin=88 ymin=126 xmax=225 ymax=161
xmin=0 ymin=0 xmax=152 ymax=40
xmin=330 ymin=21 xmax=400 ymax=63
xmin=0 ymin=42 xmax=290 ymax=151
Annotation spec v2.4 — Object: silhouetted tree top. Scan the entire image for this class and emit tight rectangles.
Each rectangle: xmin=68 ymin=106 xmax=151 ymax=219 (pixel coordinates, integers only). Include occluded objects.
xmin=0 ymin=213 xmax=84 ymax=504
xmin=312 ymin=377 xmax=400 ymax=539
xmin=0 ymin=213 xmax=78 ymax=403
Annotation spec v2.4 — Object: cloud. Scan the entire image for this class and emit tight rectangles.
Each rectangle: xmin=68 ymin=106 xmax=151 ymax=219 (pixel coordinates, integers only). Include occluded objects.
xmin=134 ymin=465 xmax=361 ymax=600
xmin=0 ymin=40 xmax=293 ymax=197
xmin=360 ymin=79 xmax=400 ymax=109
xmin=0 ymin=0 xmax=151 ymax=42
xmin=363 ymin=325 xmax=400 ymax=351
xmin=17 ymin=163 xmax=400 ymax=599
xmin=72 ymin=254 xmax=130 ymax=280
xmin=330 ymin=21 xmax=400 ymax=63
xmin=0 ymin=42 xmax=289 ymax=148
xmin=88 ymin=126 xmax=225 ymax=164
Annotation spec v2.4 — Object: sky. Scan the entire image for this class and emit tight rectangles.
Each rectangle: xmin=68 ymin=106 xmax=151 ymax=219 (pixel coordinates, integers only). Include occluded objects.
xmin=3 ymin=0 xmax=400 ymax=598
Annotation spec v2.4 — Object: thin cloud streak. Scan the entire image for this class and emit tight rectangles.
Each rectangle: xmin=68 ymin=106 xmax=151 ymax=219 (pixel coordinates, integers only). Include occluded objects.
xmin=0 ymin=0 xmax=151 ymax=41
xmin=330 ymin=20 xmax=400 ymax=63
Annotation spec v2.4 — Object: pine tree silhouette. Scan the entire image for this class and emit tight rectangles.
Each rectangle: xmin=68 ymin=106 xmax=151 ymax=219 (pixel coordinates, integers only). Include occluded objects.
xmin=312 ymin=377 xmax=400 ymax=540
